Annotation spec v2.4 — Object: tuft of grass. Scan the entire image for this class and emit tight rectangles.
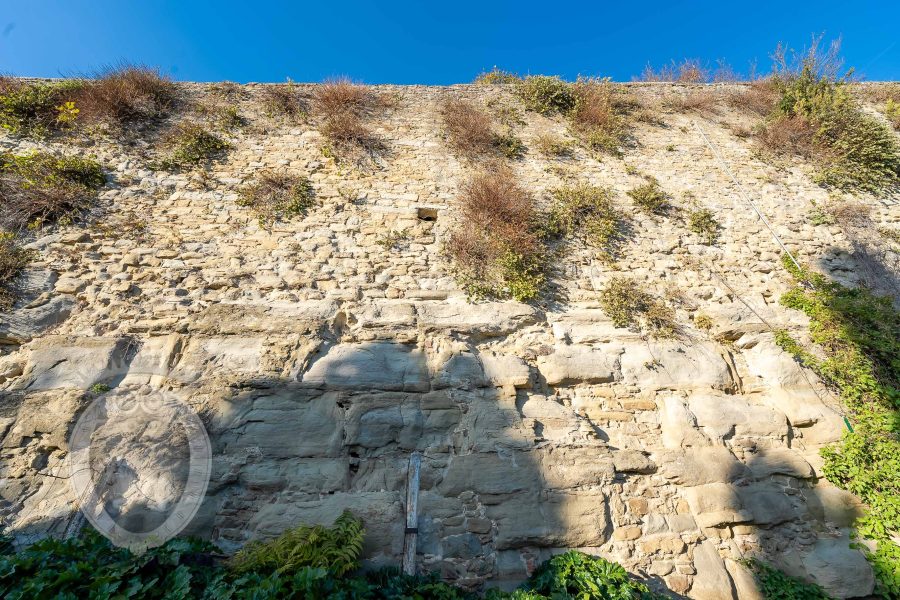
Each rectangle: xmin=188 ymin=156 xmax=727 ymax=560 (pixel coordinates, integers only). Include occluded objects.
xmin=515 ymin=76 xmax=633 ymax=155
xmin=447 ymin=168 xmax=548 ymax=301
xmin=0 ymin=232 xmax=32 ymax=310
xmin=0 ymin=151 xmax=104 ymax=231
xmin=742 ymin=559 xmax=832 ymax=600
xmin=694 ymin=313 xmax=713 ymax=331
xmin=533 ymin=133 xmax=572 ymax=157
xmin=756 ymin=37 xmax=900 ymax=192
xmin=515 ymin=76 xmax=575 ymax=115
xmin=598 ymin=277 xmax=678 ymax=337
xmin=627 ymin=179 xmax=671 ymax=215
xmin=237 ymin=171 xmax=315 ymax=227
xmin=474 ymin=68 xmax=520 ymax=84
xmin=546 ymin=184 xmax=626 ymax=262
xmin=0 ymin=66 xmax=176 ymax=137
xmin=639 ymin=59 xmax=709 ymax=83
xmin=313 ymin=78 xmax=383 ymax=158
xmin=261 ymin=80 xmax=306 ymax=120
xmin=687 ymin=207 xmax=720 ymax=244
xmin=569 ymin=78 xmax=634 ymax=155
xmin=440 ymin=98 xmax=523 ymax=159
xmin=157 ymin=123 xmax=229 ymax=171
xmin=441 ymin=98 xmax=495 ymax=156
xmin=493 ymin=130 xmax=525 ymax=158
xmin=77 ymin=65 xmax=177 ymax=125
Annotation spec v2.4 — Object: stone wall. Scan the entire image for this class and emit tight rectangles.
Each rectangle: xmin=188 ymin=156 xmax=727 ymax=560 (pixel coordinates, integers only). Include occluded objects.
xmin=1 ymin=81 xmax=898 ymax=598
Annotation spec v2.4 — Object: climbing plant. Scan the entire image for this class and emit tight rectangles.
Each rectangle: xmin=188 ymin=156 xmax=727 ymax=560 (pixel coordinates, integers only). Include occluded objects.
xmin=777 ymin=255 xmax=900 ymax=597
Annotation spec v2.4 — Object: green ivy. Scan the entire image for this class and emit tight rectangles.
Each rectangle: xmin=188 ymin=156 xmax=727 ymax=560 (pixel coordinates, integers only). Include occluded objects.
xmin=743 ymin=559 xmax=833 ymax=600
xmin=0 ymin=528 xmax=662 ymax=599
xmin=777 ymin=254 xmax=900 ymax=597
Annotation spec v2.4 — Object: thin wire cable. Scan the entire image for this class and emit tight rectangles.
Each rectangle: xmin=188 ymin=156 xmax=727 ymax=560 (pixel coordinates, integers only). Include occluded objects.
xmin=693 ymin=120 xmax=805 ymax=275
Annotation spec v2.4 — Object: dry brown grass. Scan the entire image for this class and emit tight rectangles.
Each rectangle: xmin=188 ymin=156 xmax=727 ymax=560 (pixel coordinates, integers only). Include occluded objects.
xmin=441 ymin=98 xmax=495 ymax=156
xmin=447 ymin=167 xmax=546 ymax=300
xmin=664 ymin=89 xmax=720 ymax=113
xmin=569 ymin=79 xmax=634 ymax=154
xmin=260 ymin=82 xmax=306 ymax=119
xmin=313 ymin=78 xmax=381 ymax=153
xmin=727 ymin=79 xmax=779 ymax=116
xmin=756 ymin=114 xmax=817 ymax=159
xmin=76 ymin=65 xmax=177 ymax=124
xmin=640 ymin=59 xmax=709 ymax=83
xmin=828 ymin=200 xmax=871 ymax=225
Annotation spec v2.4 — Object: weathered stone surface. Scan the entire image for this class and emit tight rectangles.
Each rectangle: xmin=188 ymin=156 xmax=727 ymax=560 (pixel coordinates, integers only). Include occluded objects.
xmin=745 ymin=448 xmax=815 ymax=479
xmin=302 ymin=342 xmax=429 ymax=391
xmin=687 ymin=393 xmax=788 ymax=441
xmin=801 ymin=533 xmax=875 ymax=598
xmin=480 ymin=354 xmax=530 ymax=387
xmin=415 ymin=302 xmax=539 ymax=337
xmin=0 ymin=81 xmax=883 ymax=594
xmin=691 ymin=541 xmax=736 ymax=600
xmin=661 ymin=447 xmax=748 ymax=486
xmin=682 ymin=484 xmax=753 ymax=528
xmin=620 ymin=342 xmax=733 ymax=391
xmin=486 ymin=490 xmax=609 ymax=549
xmin=537 ymin=346 xmax=619 ymax=385
xmin=0 ymin=295 xmax=75 ymax=345
xmin=15 ymin=336 xmax=130 ymax=390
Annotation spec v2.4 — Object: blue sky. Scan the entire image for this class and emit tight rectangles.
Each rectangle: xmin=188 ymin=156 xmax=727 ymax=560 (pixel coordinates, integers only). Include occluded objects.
xmin=2 ymin=1 xmax=898 ymax=83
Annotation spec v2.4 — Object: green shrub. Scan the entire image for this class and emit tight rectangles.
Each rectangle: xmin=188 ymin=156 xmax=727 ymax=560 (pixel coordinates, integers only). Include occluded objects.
xmin=494 ymin=130 xmax=525 ymax=158
xmin=0 ymin=67 xmax=176 ymax=138
xmin=475 ymin=68 xmax=520 ymax=85
xmin=759 ymin=41 xmax=900 ymax=192
xmin=0 ymin=79 xmax=84 ymax=136
xmin=525 ymin=551 xmax=662 ymax=599
xmin=0 ymin=151 xmax=105 ymax=230
xmin=547 ymin=184 xmax=625 ymax=262
xmin=237 ymin=171 xmax=315 ymax=226
xmin=0 ymin=232 xmax=32 ymax=310
xmin=687 ymin=207 xmax=720 ymax=244
xmin=516 ymin=76 xmax=575 ymax=115
xmin=229 ymin=510 xmax=363 ymax=577
xmin=778 ymin=255 xmax=900 ymax=596
xmin=742 ymin=559 xmax=832 ymax=600
xmin=627 ymin=180 xmax=670 ymax=215
xmin=886 ymin=99 xmax=900 ymax=130
xmin=158 ymin=123 xmax=229 ymax=170
xmin=598 ymin=277 xmax=678 ymax=337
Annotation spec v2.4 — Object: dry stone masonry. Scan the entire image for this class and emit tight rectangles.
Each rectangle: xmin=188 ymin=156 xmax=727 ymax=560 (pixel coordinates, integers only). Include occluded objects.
xmin=1 ymin=82 xmax=898 ymax=598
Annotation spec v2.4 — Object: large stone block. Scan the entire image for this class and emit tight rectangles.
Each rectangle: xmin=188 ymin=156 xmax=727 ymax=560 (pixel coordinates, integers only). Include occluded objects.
xmin=302 ymin=342 xmax=429 ymax=391
xmin=620 ymin=341 xmax=733 ymax=391
xmin=15 ymin=336 xmax=131 ymax=390
xmin=485 ymin=490 xmax=609 ymax=549
xmin=537 ymin=346 xmax=620 ymax=386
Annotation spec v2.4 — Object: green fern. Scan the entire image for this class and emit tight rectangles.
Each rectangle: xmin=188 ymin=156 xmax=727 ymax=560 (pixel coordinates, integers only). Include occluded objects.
xmin=228 ymin=510 xmax=364 ymax=577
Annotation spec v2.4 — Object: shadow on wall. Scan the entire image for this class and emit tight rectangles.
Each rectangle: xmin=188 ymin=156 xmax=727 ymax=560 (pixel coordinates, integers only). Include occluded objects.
xmin=0 ymin=335 xmax=876 ymax=598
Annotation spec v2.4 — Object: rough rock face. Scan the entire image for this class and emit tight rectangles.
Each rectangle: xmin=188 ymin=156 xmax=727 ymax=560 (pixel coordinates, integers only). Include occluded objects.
xmin=1 ymin=82 xmax=897 ymax=598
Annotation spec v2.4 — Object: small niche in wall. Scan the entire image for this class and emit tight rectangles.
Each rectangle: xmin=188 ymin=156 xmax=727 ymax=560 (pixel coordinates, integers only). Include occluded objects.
xmin=417 ymin=207 xmax=439 ymax=222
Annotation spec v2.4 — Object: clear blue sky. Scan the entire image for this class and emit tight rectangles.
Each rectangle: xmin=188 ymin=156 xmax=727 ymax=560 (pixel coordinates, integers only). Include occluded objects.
xmin=2 ymin=1 xmax=898 ymax=83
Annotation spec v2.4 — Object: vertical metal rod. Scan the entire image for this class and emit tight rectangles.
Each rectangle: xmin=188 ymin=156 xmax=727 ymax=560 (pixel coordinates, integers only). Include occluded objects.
xmin=402 ymin=452 xmax=421 ymax=576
